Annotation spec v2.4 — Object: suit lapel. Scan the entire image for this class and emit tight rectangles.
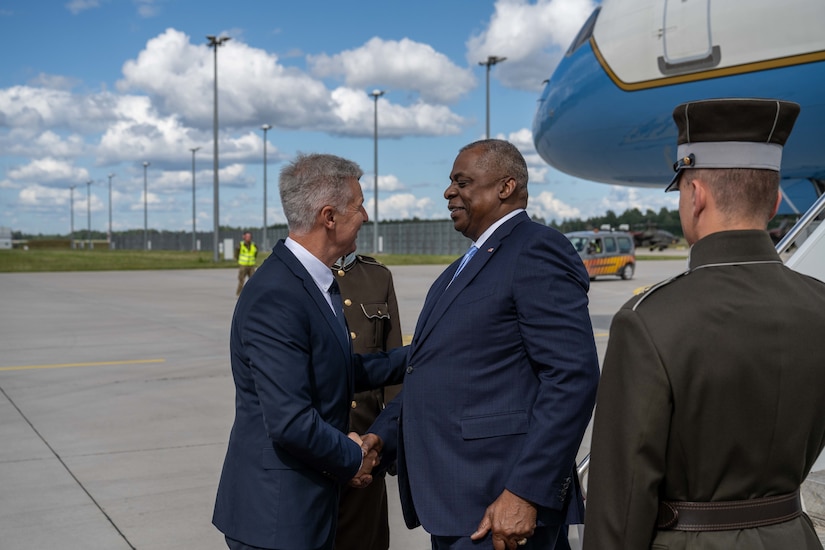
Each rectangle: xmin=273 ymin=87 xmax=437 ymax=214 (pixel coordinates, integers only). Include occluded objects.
xmin=412 ymin=212 xmax=528 ymax=350
xmin=273 ymin=242 xmax=351 ymax=355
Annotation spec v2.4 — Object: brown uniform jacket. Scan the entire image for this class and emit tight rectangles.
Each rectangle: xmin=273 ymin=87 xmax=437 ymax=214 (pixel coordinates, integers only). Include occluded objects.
xmin=333 ymin=254 xmax=402 ymax=550
xmin=333 ymin=255 xmax=403 ymax=429
xmin=583 ymin=230 xmax=825 ymax=550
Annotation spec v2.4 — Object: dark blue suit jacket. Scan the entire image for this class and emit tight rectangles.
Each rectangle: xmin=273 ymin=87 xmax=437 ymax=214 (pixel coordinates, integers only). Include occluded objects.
xmin=213 ymin=240 xmax=406 ymax=549
xmin=371 ymin=212 xmax=600 ymax=536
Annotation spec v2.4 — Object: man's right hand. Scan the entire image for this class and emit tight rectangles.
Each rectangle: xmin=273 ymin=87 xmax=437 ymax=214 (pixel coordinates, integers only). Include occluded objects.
xmin=347 ymin=432 xmax=381 ymax=488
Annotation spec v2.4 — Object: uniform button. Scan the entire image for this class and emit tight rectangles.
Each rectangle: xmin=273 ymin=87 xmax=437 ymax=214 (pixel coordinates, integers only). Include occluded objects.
xmin=351 ymin=400 xmax=357 ymax=409
xmin=406 ymin=366 xmax=414 ymax=374
xmin=344 ymin=299 xmax=352 ymax=306
xmin=350 ymin=331 xmax=357 ymax=340
xmin=337 ymin=270 xmax=345 ymax=277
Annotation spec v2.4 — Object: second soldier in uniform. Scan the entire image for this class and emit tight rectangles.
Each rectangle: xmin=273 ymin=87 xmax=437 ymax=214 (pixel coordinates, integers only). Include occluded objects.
xmin=332 ymin=252 xmax=403 ymax=550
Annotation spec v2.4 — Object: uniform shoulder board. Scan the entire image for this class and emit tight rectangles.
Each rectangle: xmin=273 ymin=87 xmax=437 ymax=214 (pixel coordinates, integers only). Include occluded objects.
xmin=357 ymin=254 xmax=386 ymax=267
xmin=631 ymin=269 xmax=690 ymax=311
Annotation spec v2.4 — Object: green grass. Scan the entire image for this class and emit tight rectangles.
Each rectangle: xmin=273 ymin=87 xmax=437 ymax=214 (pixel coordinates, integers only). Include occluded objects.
xmin=0 ymin=248 xmax=687 ymax=273
xmin=0 ymin=249 xmax=458 ymax=273
xmin=636 ymin=253 xmax=688 ymax=261
xmin=0 ymin=249 xmax=236 ymax=272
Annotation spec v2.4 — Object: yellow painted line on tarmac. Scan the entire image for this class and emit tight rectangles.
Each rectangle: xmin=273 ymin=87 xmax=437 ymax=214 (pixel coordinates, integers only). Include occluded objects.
xmin=0 ymin=358 xmax=166 ymax=372
xmin=594 ymin=332 xmax=609 ymax=338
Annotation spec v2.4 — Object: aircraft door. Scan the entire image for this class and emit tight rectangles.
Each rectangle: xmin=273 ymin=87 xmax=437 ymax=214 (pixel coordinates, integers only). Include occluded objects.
xmin=659 ymin=0 xmax=720 ymax=75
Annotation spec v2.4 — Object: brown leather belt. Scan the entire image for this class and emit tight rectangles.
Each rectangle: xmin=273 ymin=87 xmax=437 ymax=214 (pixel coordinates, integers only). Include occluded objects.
xmin=657 ymin=489 xmax=802 ymax=531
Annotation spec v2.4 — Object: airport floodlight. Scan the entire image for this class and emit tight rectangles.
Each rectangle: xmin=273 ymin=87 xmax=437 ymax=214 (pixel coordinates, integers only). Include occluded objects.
xmin=69 ymin=184 xmax=76 ymax=249
xmin=207 ymin=34 xmax=230 ymax=262
xmin=190 ymin=147 xmax=201 ymax=251
xmin=261 ymin=124 xmax=272 ymax=251
xmin=478 ymin=55 xmax=507 ymax=139
xmin=143 ymin=161 xmax=150 ymax=251
xmin=107 ymin=174 xmax=115 ymax=249
xmin=370 ymin=90 xmax=385 ymax=254
xmin=86 ymin=180 xmax=93 ymax=249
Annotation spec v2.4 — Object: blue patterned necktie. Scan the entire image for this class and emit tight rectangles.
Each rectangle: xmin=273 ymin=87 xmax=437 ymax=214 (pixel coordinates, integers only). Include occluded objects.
xmin=328 ymin=279 xmax=348 ymax=336
xmin=449 ymin=245 xmax=478 ymax=286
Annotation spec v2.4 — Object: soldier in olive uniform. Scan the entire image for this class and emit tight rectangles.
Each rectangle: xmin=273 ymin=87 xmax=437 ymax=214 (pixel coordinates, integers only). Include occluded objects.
xmin=583 ymin=99 xmax=825 ymax=549
xmin=332 ymin=252 xmax=403 ymax=550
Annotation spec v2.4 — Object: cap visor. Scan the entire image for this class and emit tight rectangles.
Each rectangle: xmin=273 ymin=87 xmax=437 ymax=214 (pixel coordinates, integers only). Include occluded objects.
xmin=665 ymin=170 xmax=681 ymax=192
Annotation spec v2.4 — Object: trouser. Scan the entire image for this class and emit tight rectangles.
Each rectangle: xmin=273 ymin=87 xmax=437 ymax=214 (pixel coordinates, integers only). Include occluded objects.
xmin=237 ymin=265 xmax=256 ymax=296
xmin=430 ymin=524 xmax=561 ymax=550
xmin=335 ymin=473 xmax=389 ymax=550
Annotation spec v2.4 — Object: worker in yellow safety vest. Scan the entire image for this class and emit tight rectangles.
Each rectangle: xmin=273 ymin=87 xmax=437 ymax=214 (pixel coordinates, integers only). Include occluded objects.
xmin=235 ymin=231 xmax=258 ymax=296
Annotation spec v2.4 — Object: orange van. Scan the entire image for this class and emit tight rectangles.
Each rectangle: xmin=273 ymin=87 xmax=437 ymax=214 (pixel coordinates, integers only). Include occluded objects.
xmin=565 ymin=230 xmax=636 ymax=280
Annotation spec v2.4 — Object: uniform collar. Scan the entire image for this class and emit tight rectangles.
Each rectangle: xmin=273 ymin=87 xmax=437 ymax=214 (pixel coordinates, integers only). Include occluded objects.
xmin=688 ymin=230 xmax=780 ymax=270
xmin=331 ymin=252 xmax=357 ymax=272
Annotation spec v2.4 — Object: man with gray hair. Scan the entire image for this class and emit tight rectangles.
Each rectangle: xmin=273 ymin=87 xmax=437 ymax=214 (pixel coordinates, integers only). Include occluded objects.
xmin=213 ymin=153 xmax=407 ymax=550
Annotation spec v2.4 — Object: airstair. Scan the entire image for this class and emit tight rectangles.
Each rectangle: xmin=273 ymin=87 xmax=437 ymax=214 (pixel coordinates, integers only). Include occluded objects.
xmin=780 ymin=192 xmax=825 ymax=531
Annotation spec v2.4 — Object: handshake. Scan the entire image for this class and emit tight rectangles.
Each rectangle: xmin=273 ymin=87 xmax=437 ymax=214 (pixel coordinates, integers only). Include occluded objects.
xmin=347 ymin=432 xmax=383 ymax=489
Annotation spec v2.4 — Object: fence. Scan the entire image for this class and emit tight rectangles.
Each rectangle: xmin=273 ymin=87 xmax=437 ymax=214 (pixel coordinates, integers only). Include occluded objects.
xmin=110 ymin=220 xmax=473 ymax=256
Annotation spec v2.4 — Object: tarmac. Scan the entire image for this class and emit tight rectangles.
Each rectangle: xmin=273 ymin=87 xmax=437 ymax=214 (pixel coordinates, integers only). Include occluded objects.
xmin=1 ymin=251 xmax=822 ymax=548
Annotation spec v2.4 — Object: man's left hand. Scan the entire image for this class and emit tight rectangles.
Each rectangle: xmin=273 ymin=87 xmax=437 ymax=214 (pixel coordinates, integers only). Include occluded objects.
xmin=470 ymin=489 xmax=537 ymax=550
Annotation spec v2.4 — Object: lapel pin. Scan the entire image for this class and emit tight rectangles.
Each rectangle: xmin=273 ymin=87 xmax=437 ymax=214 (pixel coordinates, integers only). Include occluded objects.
xmin=487 ymin=247 xmax=494 ymax=253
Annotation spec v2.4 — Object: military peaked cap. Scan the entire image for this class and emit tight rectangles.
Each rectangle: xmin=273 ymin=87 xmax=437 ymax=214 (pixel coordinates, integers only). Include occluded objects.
xmin=666 ymin=98 xmax=801 ymax=192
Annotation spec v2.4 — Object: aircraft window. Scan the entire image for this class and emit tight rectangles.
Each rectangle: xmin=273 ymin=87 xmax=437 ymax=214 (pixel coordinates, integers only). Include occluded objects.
xmin=617 ymin=236 xmax=633 ymax=253
xmin=604 ymin=237 xmax=618 ymax=253
xmin=566 ymin=7 xmax=601 ymax=56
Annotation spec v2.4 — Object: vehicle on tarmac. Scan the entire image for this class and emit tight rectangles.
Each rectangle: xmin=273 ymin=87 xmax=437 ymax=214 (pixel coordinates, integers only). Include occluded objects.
xmin=566 ymin=229 xmax=636 ymax=281
xmin=632 ymin=228 xmax=680 ymax=251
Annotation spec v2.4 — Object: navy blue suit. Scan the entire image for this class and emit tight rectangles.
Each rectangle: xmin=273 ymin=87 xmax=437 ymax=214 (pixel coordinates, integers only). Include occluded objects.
xmin=213 ymin=240 xmax=406 ymax=549
xmin=371 ymin=212 xmax=599 ymax=538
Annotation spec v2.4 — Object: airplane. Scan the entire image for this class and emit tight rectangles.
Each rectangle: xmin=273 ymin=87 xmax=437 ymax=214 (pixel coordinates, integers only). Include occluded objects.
xmin=533 ymin=0 xmax=825 ymax=525
xmin=532 ymin=0 xmax=825 ymax=215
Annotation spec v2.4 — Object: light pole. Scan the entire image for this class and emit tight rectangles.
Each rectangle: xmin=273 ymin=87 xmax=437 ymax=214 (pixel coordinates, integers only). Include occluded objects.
xmin=261 ymin=124 xmax=271 ymax=251
xmin=208 ymin=34 xmax=230 ymax=263
xmin=370 ymin=89 xmax=385 ymax=254
xmin=190 ymin=147 xmax=200 ymax=251
xmin=86 ymin=180 xmax=93 ymax=249
xmin=107 ymin=173 xmax=115 ymax=249
xmin=69 ymin=184 xmax=76 ymax=249
xmin=478 ymin=55 xmax=507 ymax=139
xmin=143 ymin=161 xmax=150 ymax=251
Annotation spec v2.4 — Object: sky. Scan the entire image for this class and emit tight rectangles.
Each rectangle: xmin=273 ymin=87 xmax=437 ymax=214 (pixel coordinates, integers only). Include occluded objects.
xmin=0 ymin=0 xmax=678 ymax=237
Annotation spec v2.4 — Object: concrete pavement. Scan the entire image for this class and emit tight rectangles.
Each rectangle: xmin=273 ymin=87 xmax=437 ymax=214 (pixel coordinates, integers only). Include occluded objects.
xmin=21 ymin=257 xmax=813 ymax=549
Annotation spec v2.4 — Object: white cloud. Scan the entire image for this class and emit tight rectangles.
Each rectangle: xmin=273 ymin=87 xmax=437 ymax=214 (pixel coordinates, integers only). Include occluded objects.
xmin=329 ymin=87 xmax=466 ymax=137
xmin=29 ymin=73 xmax=80 ymax=90
xmin=360 ymin=174 xmax=407 ymax=195
xmin=115 ymin=29 xmax=468 ymax=138
xmin=8 ymin=158 xmax=90 ymax=186
xmin=66 ymin=0 xmax=101 ymax=15
xmin=18 ymin=183 xmax=104 ymax=216
xmin=136 ymin=0 xmax=159 ymax=18
xmin=467 ymin=0 xmax=597 ymax=90
xmin=368 ymin=193 xmax=438 ymax=221
xmin=309 ymin=37 xmax=476 ymax=104
xmin=0 ymin=86 xmax=119 ymax=134
xmin=527 ymin=190 xmax=582 ymax=221
xmin=593 ymin=186 xmax=679 ymax=217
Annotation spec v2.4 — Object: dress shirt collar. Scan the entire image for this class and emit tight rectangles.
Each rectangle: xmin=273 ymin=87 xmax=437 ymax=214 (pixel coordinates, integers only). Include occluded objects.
xmin=471 ymin=208 xmax=524 ymax=249
xmin=284 ymin=237 xmax=335 ymax=299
